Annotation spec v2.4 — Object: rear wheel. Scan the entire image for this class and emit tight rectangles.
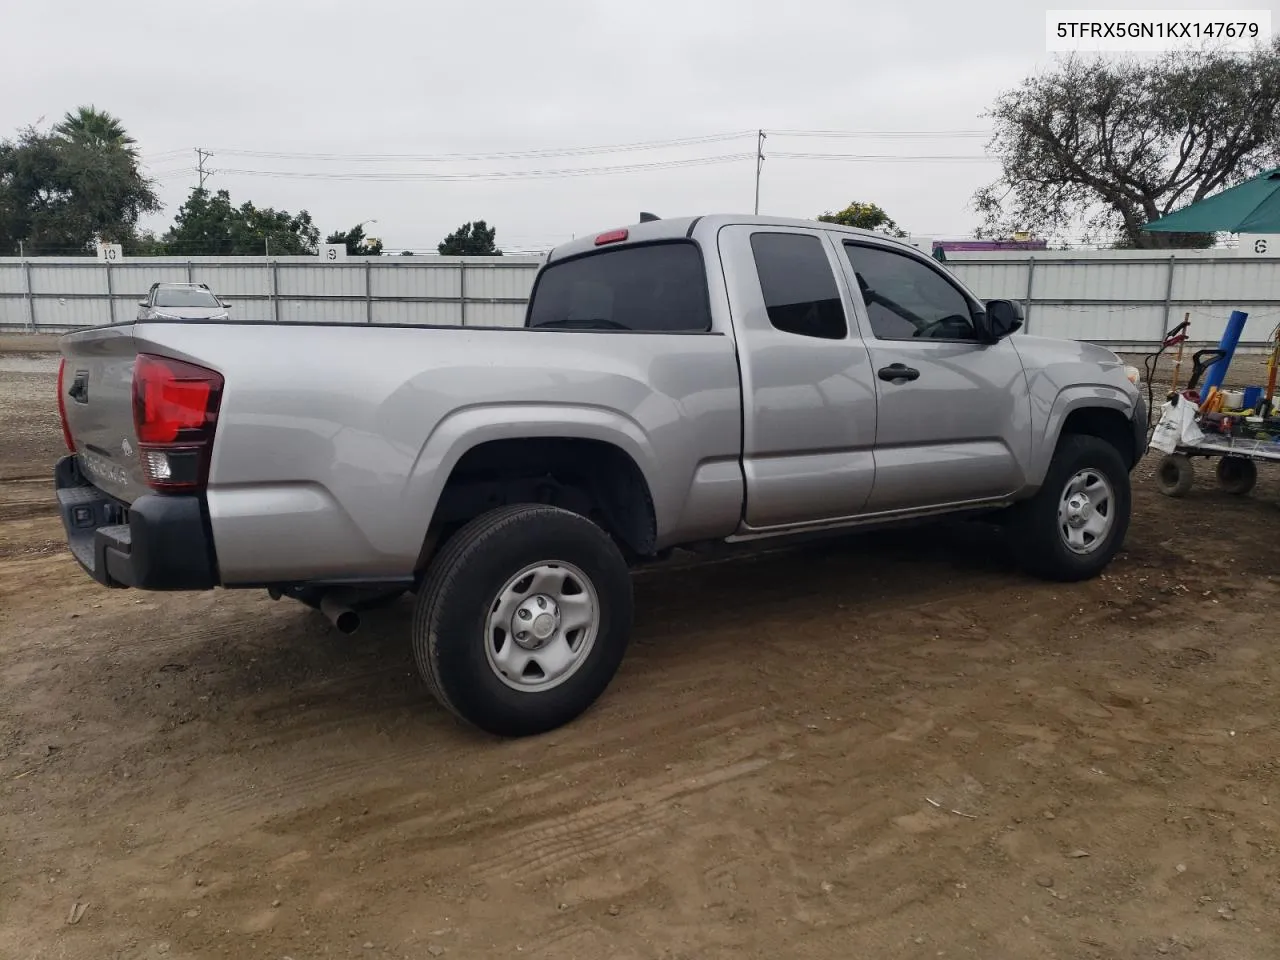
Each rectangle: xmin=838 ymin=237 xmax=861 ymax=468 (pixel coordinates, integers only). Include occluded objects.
xmin=1156 ymin=454 xmax=1195 ymax=498
xmin=1008 ymin=434 xmax=1131 ymax=582
xmin=1216 ymin=456 xmax=1257 ymax=496
xmin=412 ymin=504 xmax=633 ymax=737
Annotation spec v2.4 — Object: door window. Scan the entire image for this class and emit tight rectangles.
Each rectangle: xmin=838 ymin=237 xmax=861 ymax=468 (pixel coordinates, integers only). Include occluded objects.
xmin=843 ymin=243 xmax=978 ymax=341
xmin=750 ymin=233 xmax=847 ymax=340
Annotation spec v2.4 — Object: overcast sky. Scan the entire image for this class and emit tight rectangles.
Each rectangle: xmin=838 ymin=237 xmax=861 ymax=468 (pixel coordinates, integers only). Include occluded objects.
xmin=1 ymin=0 xmax=1262 ymax=252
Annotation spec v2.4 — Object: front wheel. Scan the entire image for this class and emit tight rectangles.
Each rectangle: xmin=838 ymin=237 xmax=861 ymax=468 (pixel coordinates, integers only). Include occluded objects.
xmin=1008 ymin=434 xmax=1131 ymax=582
xmin=412 ymin=504 xmax=633 ymax=737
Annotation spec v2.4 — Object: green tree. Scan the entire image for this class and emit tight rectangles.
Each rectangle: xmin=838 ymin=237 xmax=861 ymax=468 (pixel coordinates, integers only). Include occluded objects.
xmin=54 ymin=105 xmax=138 ymax=157
xmin=974 ymin=40 xmax=1280 ymax=249
xmin=128 ymin=230 xmax=169 ymax=256
xmin=0 ymin=120 xmax=159 ymax=255
xmin=816 ymin=201 xmax=906 ymax=236
xmin=325 ymin=223 xmax=383 ymax=256
xmin=438 ymin=220 xmax=501 ymax=256
xmin=162 ymin=187 xmax=319 ymax=255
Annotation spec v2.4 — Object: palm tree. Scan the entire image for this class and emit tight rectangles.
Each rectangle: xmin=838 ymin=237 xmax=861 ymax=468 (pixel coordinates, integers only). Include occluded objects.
xmin=54 ymin=105 xmax=137 ymax=156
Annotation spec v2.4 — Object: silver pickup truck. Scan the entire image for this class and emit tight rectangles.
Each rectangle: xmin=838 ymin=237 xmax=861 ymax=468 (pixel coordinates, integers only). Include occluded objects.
xmin=53 ymin=215 xmax=1146 ymax=736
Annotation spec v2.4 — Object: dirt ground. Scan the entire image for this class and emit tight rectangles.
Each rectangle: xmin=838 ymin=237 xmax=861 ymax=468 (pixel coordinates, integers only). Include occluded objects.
xmin=2 ymin=337 xmax=1279 ymax=960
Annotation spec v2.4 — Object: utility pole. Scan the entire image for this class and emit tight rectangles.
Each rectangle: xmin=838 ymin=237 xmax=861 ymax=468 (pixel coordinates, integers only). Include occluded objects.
xmin=195 ymin=148 xmax=214 ymax=189
xmin=753 ymin=130 xmax=766 ymax=215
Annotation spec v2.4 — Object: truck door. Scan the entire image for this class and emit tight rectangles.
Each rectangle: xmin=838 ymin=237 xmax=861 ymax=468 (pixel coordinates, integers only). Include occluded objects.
xmin=717 ymin=225 xmax=878 ymax=529
xmin=838 ymin=239 xmax=1031 ymax=512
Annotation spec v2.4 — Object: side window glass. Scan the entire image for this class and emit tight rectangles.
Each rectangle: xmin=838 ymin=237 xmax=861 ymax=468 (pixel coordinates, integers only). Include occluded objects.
xmin=843 ymin=243 xmax=978 ymax=341
xmin=749 ymin=233 xmax=847 ymax=340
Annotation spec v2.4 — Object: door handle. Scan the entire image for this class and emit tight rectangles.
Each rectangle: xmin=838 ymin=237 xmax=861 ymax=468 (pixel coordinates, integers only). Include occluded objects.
xmin=877 ymin=364 xmax=920 ymax=383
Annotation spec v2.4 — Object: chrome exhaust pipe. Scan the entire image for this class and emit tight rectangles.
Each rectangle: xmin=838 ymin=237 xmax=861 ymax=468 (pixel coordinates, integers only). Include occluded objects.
xmin=319 ymin=594 xmax=360 ymax=635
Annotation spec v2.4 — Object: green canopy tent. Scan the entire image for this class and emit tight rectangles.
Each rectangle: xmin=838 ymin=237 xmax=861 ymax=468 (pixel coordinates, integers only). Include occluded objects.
xmin=1143 ymin=168 xmax=1280 ymax=235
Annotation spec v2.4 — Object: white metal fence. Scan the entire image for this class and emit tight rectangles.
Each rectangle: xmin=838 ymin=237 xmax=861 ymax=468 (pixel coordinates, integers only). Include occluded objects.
xmin=946 ymin=249 xmax=1280 ymax=349
xmin=2 ymin=249 xmax=1278 ymax=349
xmin=0 ymin=255 xmax=543 ymax=332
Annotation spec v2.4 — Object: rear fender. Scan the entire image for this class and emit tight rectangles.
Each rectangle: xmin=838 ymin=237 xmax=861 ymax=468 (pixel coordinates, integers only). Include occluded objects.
xmin=402 ymin=402 xmax=661 ymax=540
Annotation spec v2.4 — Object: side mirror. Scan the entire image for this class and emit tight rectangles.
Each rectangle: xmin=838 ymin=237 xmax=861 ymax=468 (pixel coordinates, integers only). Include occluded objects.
xmin=982 ymin=299 xmax=1024 ymax=339
xmin=138 ymin=300 xmax=148 ymax=307
xmin=218 ymin=299 xmax=230 ymax=308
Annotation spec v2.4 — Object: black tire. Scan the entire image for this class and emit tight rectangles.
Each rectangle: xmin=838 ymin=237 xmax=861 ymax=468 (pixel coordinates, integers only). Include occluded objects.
xmin=1156 ymin=454 xmax=1195 ymax=498
xmin=412 ymin=504 xmax=633 ymax=737
xmin=1216 ymin=456 xmax=1257 ymax=496
xmin=1008 ymin=434 xmax=1132 ymax=583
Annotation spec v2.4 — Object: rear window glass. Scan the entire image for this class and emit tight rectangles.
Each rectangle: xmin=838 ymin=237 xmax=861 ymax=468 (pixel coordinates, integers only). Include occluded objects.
xmin=527 ymin=242 xmax=711 ymax=332
xmin=153 ymin=287 xmax=220 ymax=308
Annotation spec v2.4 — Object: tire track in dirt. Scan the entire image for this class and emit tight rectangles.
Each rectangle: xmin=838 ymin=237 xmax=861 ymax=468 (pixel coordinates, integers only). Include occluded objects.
xmin=0 ymin=478 xmax=56 ymax=522
xmin=177 ymin=570 xmax=1009 ymax=839
xmin=18 ymin=540 xmax=1027 ymax=842
xmin=465 ymin=757 xmax=772 ymax=881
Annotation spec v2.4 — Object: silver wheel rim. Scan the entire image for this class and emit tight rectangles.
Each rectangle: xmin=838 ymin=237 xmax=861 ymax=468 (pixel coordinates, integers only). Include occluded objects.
xmin=483 ymin=561 xmax=600 ymax=692
xmin=1057 ymin=468 xmax=1116 ymax=555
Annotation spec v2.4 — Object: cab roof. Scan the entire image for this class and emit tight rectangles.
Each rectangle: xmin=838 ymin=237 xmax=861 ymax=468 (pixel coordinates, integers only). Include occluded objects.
xmin=544 ymin=214 xmax=927 ymax=263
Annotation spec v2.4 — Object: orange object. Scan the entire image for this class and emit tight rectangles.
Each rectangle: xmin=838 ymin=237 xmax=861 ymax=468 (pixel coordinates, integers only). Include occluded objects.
xmin=1200 ymin=386 xmax=1224 ymax=415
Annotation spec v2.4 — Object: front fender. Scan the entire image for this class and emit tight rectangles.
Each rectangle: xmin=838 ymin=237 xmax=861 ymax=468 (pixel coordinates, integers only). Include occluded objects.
xmin=1029 ymin=385 xmax=1139 ymax=487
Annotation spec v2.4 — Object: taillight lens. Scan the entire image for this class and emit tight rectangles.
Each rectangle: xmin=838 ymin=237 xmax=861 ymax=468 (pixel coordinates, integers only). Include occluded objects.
xmin=131 ymin=354 xmax=223 ymax=492
xmin=56 ymin=357 xmax=76 ymax=452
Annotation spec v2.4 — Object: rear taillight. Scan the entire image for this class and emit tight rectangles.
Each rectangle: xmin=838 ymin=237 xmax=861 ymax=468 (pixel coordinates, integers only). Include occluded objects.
xmin=56 ymin=358 xmax=76 ymax=452
xmin=131 ymin=353 xmax=223 ymax=492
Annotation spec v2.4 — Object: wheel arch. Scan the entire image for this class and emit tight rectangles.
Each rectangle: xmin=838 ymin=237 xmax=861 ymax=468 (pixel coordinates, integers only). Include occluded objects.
xmin=406 ymin=409 xmax=661 ymax=571
xmin=1033 ymin=390 xmax=1138 ymax=486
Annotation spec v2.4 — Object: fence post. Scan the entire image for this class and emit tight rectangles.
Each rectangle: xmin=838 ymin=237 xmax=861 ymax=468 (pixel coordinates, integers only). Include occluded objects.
xmin=1023 ymin=256 xmax=1036 ymax=334
xmin=22 ymin=257 xmax=35 ymax=332
xmin=105 ymin=259 xmax=116 ymax=325
xmin=1160 ymin=254 xmax=1176 ymax=342
xmin=186 ymin=260 xmax=194 ymax=283
xmin=365 ymin=259 xmax=373 ymax=323
xmin=459 ymin=260 xmax=467 ymax=326
xmin=271 ymin=259 xmax=280 ymax=322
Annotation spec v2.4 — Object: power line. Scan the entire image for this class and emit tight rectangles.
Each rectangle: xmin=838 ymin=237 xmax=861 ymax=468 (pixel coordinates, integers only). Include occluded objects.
xmin=207 ymin=150 xmax=992 ymax=184
xmin=198 ymin=128 xmax=992 ymax=164
xmin=216 ymin=153 xmax=755 ymax=182
xmin=769 ymin=128 xmax=990 ymax=139
xmin=141 ymin=148 xmax=193 ymax=161
xmin=208 ymin=131 xmax=757 ymax=163
xmin=771 ymin=151 xmax=993 ymax=162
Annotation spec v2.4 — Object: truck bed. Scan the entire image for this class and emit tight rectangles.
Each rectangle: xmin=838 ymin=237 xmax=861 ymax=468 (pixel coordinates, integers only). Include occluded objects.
xmin=58 ymin=320 xmax=746 ymax=584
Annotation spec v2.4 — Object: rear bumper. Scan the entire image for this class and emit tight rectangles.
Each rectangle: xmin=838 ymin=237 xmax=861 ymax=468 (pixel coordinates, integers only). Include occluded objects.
xmin=54 ymin=454 xmax=219 ymax=590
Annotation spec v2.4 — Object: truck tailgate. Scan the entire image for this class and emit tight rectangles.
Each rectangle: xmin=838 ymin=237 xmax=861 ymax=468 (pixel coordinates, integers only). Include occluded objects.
xmin=59 ymin=324 xmax=150 ymax=504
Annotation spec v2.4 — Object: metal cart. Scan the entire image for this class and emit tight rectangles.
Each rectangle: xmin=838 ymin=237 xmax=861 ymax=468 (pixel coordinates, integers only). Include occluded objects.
xmin=1156 ymin=435 xmax=1280 ymax=498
